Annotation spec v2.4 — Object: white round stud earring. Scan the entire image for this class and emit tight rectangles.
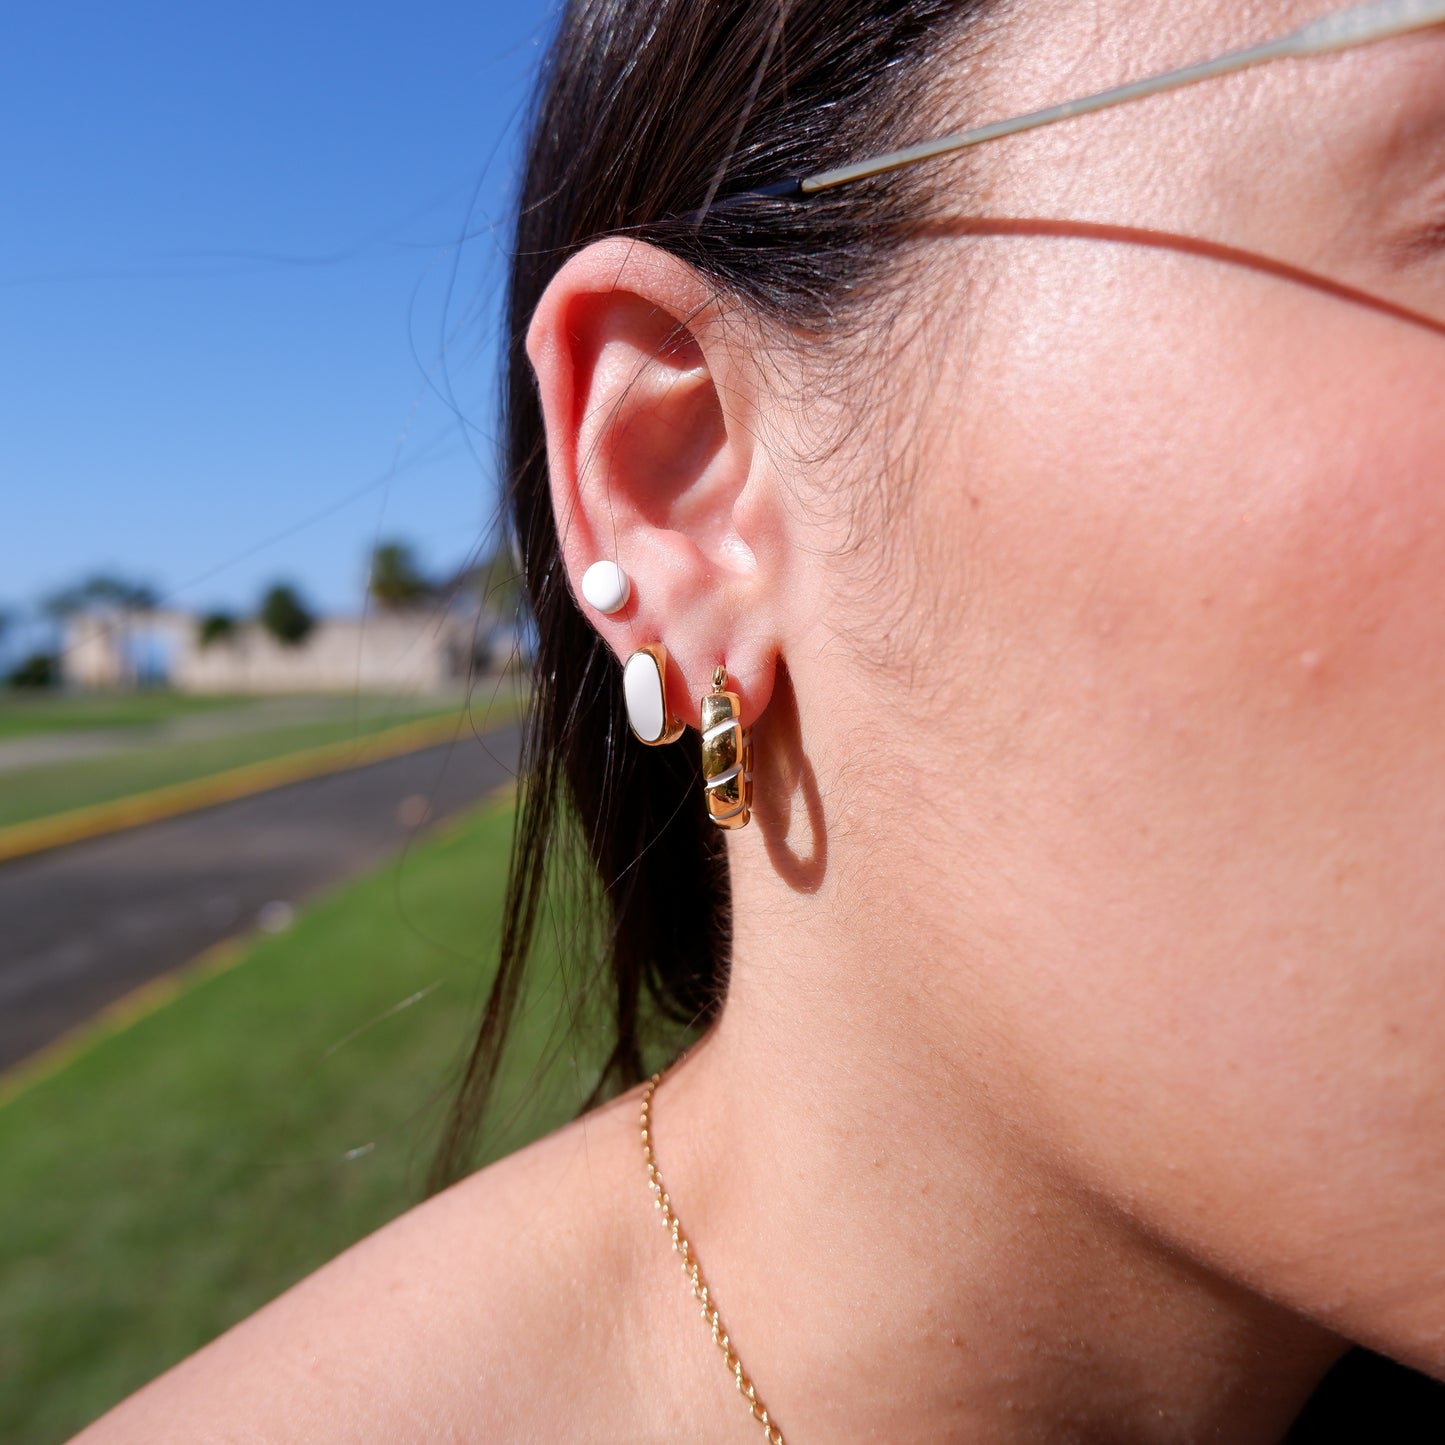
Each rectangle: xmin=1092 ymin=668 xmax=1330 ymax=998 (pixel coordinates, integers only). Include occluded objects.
xmin=581 ymin=560 xmax=631 ymax=615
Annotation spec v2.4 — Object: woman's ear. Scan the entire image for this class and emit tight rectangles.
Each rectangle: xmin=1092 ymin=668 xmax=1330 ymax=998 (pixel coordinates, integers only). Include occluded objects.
xmin=525 ymin=237 xmax=783 ymax=728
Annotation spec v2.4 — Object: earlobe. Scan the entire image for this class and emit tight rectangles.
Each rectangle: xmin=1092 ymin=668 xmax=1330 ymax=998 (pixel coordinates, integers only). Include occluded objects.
xmin=526 ymin=238 xmax=784 ymax=730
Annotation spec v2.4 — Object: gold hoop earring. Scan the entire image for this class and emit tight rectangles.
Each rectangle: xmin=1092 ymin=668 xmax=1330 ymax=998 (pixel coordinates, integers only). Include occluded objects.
xmin=624 ymin=644 xmax=685 ymax=746
xmin=701 ymin=665 xmax=752 ymax=829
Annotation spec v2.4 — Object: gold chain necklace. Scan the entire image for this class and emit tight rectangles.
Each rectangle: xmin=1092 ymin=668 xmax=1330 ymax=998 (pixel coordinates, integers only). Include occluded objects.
xmin=640 ymin=1073 xmax=787 ymax=1445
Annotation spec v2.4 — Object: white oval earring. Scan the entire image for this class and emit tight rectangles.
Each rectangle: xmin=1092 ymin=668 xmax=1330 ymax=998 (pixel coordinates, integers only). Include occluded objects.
xmin=624 ymin=643 xmax=684 ymax=746
xmin=581 ymin=560 xmax=630 ymax=615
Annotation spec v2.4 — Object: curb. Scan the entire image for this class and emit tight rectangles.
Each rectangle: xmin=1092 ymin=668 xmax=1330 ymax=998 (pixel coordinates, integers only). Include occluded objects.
xmin=0 ymin=711 xmax=489 ymax=866
xmin=0 ymin=935 xmax=250 ymax=1111
xmin=0 ymin=778 xmax=520 ymax=1111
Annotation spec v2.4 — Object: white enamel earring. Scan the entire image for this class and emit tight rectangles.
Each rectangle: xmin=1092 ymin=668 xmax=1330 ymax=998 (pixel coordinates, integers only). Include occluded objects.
xmin=624 ymin=643 xmax=684 ymax=746
xmin=581 ymin=560 xmax=630 ymax=615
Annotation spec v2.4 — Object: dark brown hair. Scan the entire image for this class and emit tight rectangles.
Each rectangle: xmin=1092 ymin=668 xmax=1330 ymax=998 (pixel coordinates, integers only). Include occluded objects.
xmin=427 ymin=0 xmax=985 ymax=1192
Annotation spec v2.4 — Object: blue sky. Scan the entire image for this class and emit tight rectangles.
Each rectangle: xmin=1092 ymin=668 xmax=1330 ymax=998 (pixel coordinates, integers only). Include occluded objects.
xmin=1 ymin=0 xmax=554 ymax=638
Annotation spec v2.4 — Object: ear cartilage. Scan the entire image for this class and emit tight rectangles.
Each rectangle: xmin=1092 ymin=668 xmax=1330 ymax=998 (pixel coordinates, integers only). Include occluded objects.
xmin=581 ymin=560 xmax=631 ymax=615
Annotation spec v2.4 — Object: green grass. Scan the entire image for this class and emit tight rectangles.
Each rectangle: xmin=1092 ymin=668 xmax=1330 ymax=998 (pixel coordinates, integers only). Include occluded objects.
xmin=0 ymin=695 xmax=521 ymax=830
xmin=0 ymin=796 xmax=663 ymax=1445
xmin=0 ymin=692 xmax=248 ymax=739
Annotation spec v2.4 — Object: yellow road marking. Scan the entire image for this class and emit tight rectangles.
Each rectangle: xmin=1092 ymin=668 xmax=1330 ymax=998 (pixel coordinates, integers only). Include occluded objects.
xmin=0 ymin=710 xmax=495 ymax=865
xmin=0 ymin=937 xmax=248 ymax=1110
xmin=0 ymin=778 xmax=519 ymax=1110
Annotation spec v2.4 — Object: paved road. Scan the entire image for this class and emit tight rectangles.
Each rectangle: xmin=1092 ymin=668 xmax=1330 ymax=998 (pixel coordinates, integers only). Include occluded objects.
xmin=0 ymin=721 xmax=522 ymax=1072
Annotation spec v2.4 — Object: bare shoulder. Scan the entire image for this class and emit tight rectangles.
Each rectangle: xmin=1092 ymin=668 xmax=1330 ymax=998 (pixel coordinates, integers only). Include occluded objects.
xmin=73 ymin=1088 xmax=661 ymax=1444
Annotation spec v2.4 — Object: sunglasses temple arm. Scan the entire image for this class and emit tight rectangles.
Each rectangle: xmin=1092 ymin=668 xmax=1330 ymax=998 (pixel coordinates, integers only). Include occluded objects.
xmin=799 ymin=0 xmax=1445 ymax=195
xmin=1295 ymin=0 xmax=1445 ymax=53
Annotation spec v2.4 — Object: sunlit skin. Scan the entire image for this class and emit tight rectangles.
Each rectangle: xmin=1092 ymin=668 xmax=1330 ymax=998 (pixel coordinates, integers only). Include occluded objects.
xmin=75 ymin=2 xmax=1445 ymax=1441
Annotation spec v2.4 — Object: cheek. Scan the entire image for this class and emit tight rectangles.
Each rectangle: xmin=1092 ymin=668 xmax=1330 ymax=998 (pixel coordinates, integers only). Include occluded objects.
xmin=911 ymin=245 xmax=1445 ymax=1354
xmin=926 ymin=242 xmax=1445 ymax=891
xmin=953 ymin=252 xmax=1445 ymax=900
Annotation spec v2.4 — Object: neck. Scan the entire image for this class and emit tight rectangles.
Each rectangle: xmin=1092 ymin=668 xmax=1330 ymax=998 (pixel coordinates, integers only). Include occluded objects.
xmin=647 ymin=707 xmax=1344 ymax=1444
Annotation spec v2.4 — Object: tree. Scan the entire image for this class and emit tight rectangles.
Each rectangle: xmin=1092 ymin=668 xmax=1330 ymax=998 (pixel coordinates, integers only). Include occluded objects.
xmin=258 ymin=584 xmax=315 ymax=648
xmin=476 ymin=544 xmax=522 ymax=618
xmin=106 ymin=577 xmax=158 ymax=612
xmin=8 ymin=652 xmax=57 ymax=689
xmin=39 ymin=572 xmax=159 ymax=688
xmin=45 ymin=574 xmax=157 ymax=617
xmin=40 ymin=584 xmax=87 ymax=625
xmin=196 ymin=611 xmax=239 ymax=649
xmin=367 ymin=541 xmax=429 ymax=610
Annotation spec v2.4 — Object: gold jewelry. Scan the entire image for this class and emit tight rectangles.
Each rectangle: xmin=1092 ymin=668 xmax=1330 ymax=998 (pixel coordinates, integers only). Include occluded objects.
xmin=640 ymin=1073 xmax=786 ymax=1444
xmin=701 ymin=665 xmax=752 ymax=829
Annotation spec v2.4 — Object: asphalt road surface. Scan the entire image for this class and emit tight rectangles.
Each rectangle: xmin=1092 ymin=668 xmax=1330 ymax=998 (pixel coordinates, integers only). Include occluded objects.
xmin=0 ymin=721 xmax=522 ymax=1073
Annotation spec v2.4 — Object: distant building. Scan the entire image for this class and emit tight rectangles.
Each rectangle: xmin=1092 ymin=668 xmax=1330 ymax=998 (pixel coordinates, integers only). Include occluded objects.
xmin=63 ymin=609 xmax=190 ymax=689
xmin=63 ymin=605 xmax=510 ymax=694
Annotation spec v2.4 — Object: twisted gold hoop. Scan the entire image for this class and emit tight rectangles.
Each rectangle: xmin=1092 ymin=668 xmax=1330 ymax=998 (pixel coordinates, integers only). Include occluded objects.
xmin=701 ymin=665 xmax=752 ymax=829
